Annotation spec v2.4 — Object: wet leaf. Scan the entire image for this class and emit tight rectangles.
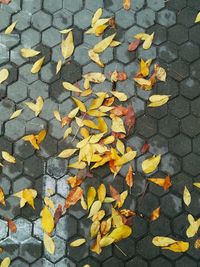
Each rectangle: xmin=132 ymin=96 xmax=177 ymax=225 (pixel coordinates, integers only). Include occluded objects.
xmin=70 ymin=238 xmax=86 ymax=247
xmin=61 ymin=31 xmax=74 ymax=59
xmin=2 ymin=151 xmax=16 ymax=163
xmin=0 ymin=69 xmax=9 ymax=84
xmin=148 ymin=175 xmax=172 ymax=191
xmin=97 ymin=184 xmax=106 ymax=203
xmin=44 ymin=197 xmax=55 ymax=211
xmin=150 ymin=207 xmax=160 ymax=221
xmin=183 ymin=186 xmax=191 ymax=206
xmin=195 ymin=12 xmax=200 ymax=23
xmin=65 ymin=187 xmax=83 ymax=209
xmin=41 ymin=205 xmax=54 ymax=234
xmin=63 ymin=127 xmax=72 ymax=140
xmin=88 ymin=200 xmax=102 ymax=218
xmin=0 ymin=257 xmax=11 ymax=267
xmin=63 ymin=82 xmax=82 ymax=92
xmin=142 ymin=155 xmax=161 ymax=174
xmin=58 ymin=148 xmax=77 ymax=158
xmin=9 ymin=109 xmax=23 ymax=120
xmin=109 ymin=225 xmax=132 ymax=242
xmin=20 ymin=48 xmax=40 ymax=58
xmin=31 ymin=56 xmax=45 ymax=73
xmin=148 ymin=95 xmax=170 ymax=107
xmin=125 ymin=165 xmax=134 ymax=189
xmin=93 ymin=33 xmax=116 ymax=53
xmin=109 ymin=184 xmax=121 ymax=202
xmin=5 ymin=21 xmax=17 ymax=34
xmin=44 ymin=232 xmax=55 ymax=254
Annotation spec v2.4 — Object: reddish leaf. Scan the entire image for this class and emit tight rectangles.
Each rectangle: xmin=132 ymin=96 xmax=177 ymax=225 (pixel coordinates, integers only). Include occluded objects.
xmin=61 ymin=116 xmax=72 ymax=127
xmin=163 ymin=175 xmax=172 ymax=191
xmin=141 ymin=143 xmax=150 ymax=153
xmin=110 ymin=106 xmax=128 ymax=117
xmin=68 ymin=176 xmax=83 ymax=188
xmin=54 ymin=204 xmax=63 ymax=225
xmin=0 ymin=0 xmax=11 ymax=3
xmin=109 ymin=17 xmax=116 ymax=28
xmin=117 ymin=72 xmax=127 ymax=81
xmin=112 ymin=132 xmax=126 ymax=139
xmin=7 ymin=219 xmax=17 ymax=233
xmin=125 ymin=165 xmax=134 ymax=189
xmin=128 ymin=39 xmax=140 ymax=51
xmin=109 ymin=184 xmax=121 ymax=202
xmin=65 ymin=186 xmax=83 ymax=209
xmin=124 ymin=105 xmax=136 ymax=133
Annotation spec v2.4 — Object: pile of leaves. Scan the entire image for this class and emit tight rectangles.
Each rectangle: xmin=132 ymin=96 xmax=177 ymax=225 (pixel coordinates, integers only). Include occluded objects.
xmin=0 ymin=3 xmax=200 ymax=266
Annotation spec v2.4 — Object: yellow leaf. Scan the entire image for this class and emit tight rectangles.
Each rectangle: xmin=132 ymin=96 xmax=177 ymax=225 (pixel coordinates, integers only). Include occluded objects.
xmin=150 ymin=207 xmax=160 ymax=221
xmin=183 ymin=186 xmax=191 ymax=206
xmin=88 ymin=49 xmax=104 ymax=67
xmin=142 ymin=155 xmax=161 ymax=174
xmin=58 ymin=149 xmax=77 ymax=158
xmin=0 ymin=257 xmax=11 ymax=267
xmin=23 ymin=189 xmax=35 ymax=209
xmin=143 ymin=33 xmax=154 ymax=50
xmin=152 ymin=236 xmax=179 ymax=247
xmin=13 ymin=189 xmax=37 ymax=208
xmin=31 ymin=56 xmax=45 ymax=74
xmin=162 ymin=242 xmax=189 ymax=253
xmin=111 ymin=91 xmax=127 ymax=101
xmin=110 ymin=40 xmax=121 ymax=47
xmin=154 ymin=64 xmax=166 ymax=82
xmin=93 ymin=33 xmax=116 ymax=53
xmin=98 ymin=117 xmax=108 ymax=133
xmin=44 ymin=232 xmax=55 ymax=254
xmin=194 ymin=238 xmax=200 ymax=249
xmin=109 ymin=225 xmax=132 ymax=242
xmin=112 ymin=116 xmax=126 ymax=133
xmin=5 ymin=21 xmax=17 ymax=34
xmin=83 ymin=72 xmax=106 ymax=83
xmin=80 ymin=196 xmax=87 ymax=210
xmin=63 ymin=127 xmax=72 ymax=140
xmin=53 ymin=110 xmax=61 ymax=122
xmin=70 ymin=238 xmax=86 ymax=247
xmin=59 ymin=28 xmax=72 ymax=34
xmin=41 ymin=206 xmax=54 ymax=234
xmin=0 ymin=188 xmax=5 ymax=206
xmin=134 ymin=32 xmax=149 ymax=40
xmin=90 ymin=220 xmax=100 ymax=238
xmin=117 ymin=190 xmax=128 ymax=208
xmin=87 ymin=110 xmax=106 ymax=117
xmin=25 ymin=96 xmax=44 ymax=116
xmin=44 ymin=197 xmax=55 ymax=211
xmin=92 ymin=8 xmax=103 ymax=27
xmin=63 ymin=82 xmax=82 ymax=92
xmin=9 ymin=109 xmax=23 ymax=120
xmin=87 ymin=187 xmax=96 ymax=210
xmin=140 ymin=59 xmax=150 ymax=77
xmin=148 ymin=95 xmax=170 ymax=107
xmin=83 ymin=120 xmax=98 ymax=130
xmin=2 ymin=151 xmax=16 ymax=163
xmin=99 ymin=236 xmax=114 ymax=247
xmin=90 ymin=132 xmax=105 ymax=144
xmin=195 ymin=12 xmax=200 ymax=23
xmin=116 ymin=139 xmax=125 ymax=155
xmin=98 ymin=184 xmax=106 ymax=203
xmin=186 ymin=214 xmax=200 ymax=238
xmin=104 ymin=197 xmax=115 ymax=203
xmin=20 ymin=48 xmax=40 ymax=58
xmin=115 ymin=151 xmax=137 ymax=166
xmin=68 ymin=107 xmax=80 ymax=119
xmin=56 ymin=59 xmax=62 ymax=74
xmin=123 ymin=0 xmax=131 ymax=10
xmin=193 ymin=183 xmax=200 ymax=188
xmin=72 ymin=97 xmax=86 ymax=112
xmin=88 ymin=200 xmax=102 ymax=218
xmin=92 ymin=210 xmax=105 ymax=222
xmin=61 ymin=31 xmax=74 ymax=59
xmin=69 ymin=161 xmax=86 ymax=169
xmin=90 ymin=94 xmax=106 ymax=110
xmin=0 ymin=69 xmax=9 ymax=84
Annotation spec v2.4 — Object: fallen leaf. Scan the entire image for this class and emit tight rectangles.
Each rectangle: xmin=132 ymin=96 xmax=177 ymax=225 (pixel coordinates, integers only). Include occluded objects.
xmin=83 ymin=72 xmax=106 ymax=84
xmin=0 ymin=0 xmax=11 ymax=3
xmin=0 ymin=69 xmax=9 ymax=84
xmin=148 ymin=95 xmax=170 ymax=107
xmin=143 ymin=32 xmax=154 ymax=50
xmin=142 ymin=155 xmax=161 ymax=174
xmin=31 ymin=56 xmax=45 ymax=74
xmin=5 ymin=21 xmax=17 ymax=34
xmin=163 ymin=242 xmax=189 ymax=253
xmin=58 ymin=148 xmax=77 ymax=158
xmin=88 ymin=49 xmax=104 ymax=67
xmin=97 ymin=184 xmax=106 ymax=203
xmin=0 ymin=188 xmax=5 ymax=206
xmin=194 ymin=238 xmax=200 ymax=249
xmin=109 ymin=184 xmax=121 ymax=202
xmin=87 ymin=187 xmax=96 ymax=210
xmin=9 ymin=109 xmax=23 ymax=120
xmin=56 ymin=60 xmax=62 ymax=74
xmin=109 ymin=225 xmax=132 ymax=242
xmin=183 ymin=186 xmax=191 ymax=206
xmin=63 ymin=127 xmax=72 ymax=140
xmin=20 ymin=48 xmax=40 ymax=58
xmin=0 ymin=257 xmax=11 ymax=267
xmin=99 ymin=236 xmax=114 ymax=247
xmin=91 ymin=233 xmax=102 ymax=254
xmin=90 ymin=220 xmax=100 ymax=238
xmin=93 ymin=33 xmax=116 ymax=53
xmin=186 ymin=214 xmax=200 ymax=238
xmin=88 ymin=200 xmax=102 ymax=218
xmin=92 ymin=8 xmax=103 ymax=27
xmin=54 ymin=204 xmax=63 ymax=225
xmin=44 ymin=232 xmax=55 ymax=254
xmin=25 ymin=96 xmax=44 ymax=116
xmin=92 ymin=210 xmax=105 ymax=222
xmin=13 ymin=189 xmax=37 ymax=209
xmin=154 ymin=64 xmax=166 ymax=82
xmin=125 ymin=165 xmax=134 ymax=189
xmin=152 ymin=236 xmax=189 ymax=252
xmin=141 ymin=142 xmax=150 ymax=153
xmin=72 ymin=97 xmax=86 ymax=112
xmin=193 ymin=183 xmax=200 ymax=188
xmin=7 ymin=219 xmax=16 ymax=233
xmin=128 ymin=39 xmax=140 ymax=51
xmin=65 ymin=187 xmax=83 ymax=209
xmin=41 ymin=205 xmax=54 ymax=234
xmin=152 ymin=236 xmax=181 ymax=247
xmin=70 ymin=238 xmax=86 ymax=247
xmin=195 ymin=12 xmax=200 ymax=23
xmin=59 ymin=28 xmax=72 ymax=34
xmin=148 ymin=175 xmax=172 ymax=191
xmin=61 ymin=31 xmax=74 ymax=59
xmin=115 ymin=151 xmax=137 ymax=166
xmin=124 ymin=105 xmax=136 ymax=133
xmin=112 ymin=116 xmax=126 ymax=133
xmin=123 ymin=0 xmax=131 ymax=10
xmin=111 ymin=91 xmax=127 ymax=101
xmin=2 ymin=151 xmax=16 ymax=164
xmin=150 ymin=207 xmax=160 ymax=221
xmin=63 ymin=82 xmax=82 ymax=92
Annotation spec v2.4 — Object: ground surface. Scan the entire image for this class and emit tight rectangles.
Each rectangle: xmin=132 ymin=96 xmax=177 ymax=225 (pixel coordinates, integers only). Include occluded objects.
xmin=0 ymin=0 xmax=200 ymax=266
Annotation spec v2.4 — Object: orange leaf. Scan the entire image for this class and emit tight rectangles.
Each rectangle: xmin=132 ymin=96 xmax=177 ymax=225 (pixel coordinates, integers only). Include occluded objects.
xmin=67 ymin=176 xmax=83 ymax=188
xmin=54 ymin=204 xmax=63 ymax=225
xmin=125 ymin=165 xmax=134 ymax=189
xmin=123 ymin=0 xmax=131 ymax=10
xmin=150 ymin=207 xmax=160 ymax=221
xmin=65 ymin=187 xmax=83 ymax=209
xmin=109 ymin=185 xmax=121 ymax=202
xmin=128 ymin=39 xmax=140 ymax=51
xmin=7 ymin=219 xmax=17 ymax=233
xmin=148 ymin=175 xmax=172 ymax=191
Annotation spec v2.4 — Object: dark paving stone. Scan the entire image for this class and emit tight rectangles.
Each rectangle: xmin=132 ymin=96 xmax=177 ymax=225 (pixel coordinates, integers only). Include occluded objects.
xmin=169 ymin=134 xmax=192 ymax=157
xmin=136 ymin=235 xmax=160 ymax=260
xmin=161 ymin=193 xmax=182 ymax=218
xmin=159 ymin=115 xmax=179 ymax=138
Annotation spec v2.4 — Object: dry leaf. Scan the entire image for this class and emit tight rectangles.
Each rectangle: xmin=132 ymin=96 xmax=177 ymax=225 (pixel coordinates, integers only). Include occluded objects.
xmin=186 ymin=214 xmax=200 ymax=238
xmin=154 ymin=64 xmax=166 ymax=82
xmin=2 ymin=151 xmax=16 ymax=164
xmin=0 ymin=188 xmax=5 ymax=206
xmin=0 ymin=257 xmax=11 ymax=267
xmin=194 ymin=238 xmax=200 ymax=249
xmin=128 ymin=39 xmax=140 ymax=51
xmin=72 ymin=97 xmax=86 ymax=112
xmin=0 ymin=69 xmax=9 ymax=84
xmin=162 ymin=242 xmax=189 ymax=253
xmin=91 ymin=233 xmax=102 ymax=254
xmin=97 ymin=184 xmax=106 ymax=203
xmin=115 ymin=151 xmax=137 ymax=166
xmin=65 ymin=187 xmax=83 ymax=209
xmin=111 ymin=91 xmax=127 ymax=101
xmin=70 ymin=238 xmax=86 ymax=247
xmin=195 ymin=12 xmax=200 ymax=23
xmin=109 ymin=225 xmax=132 ymax=242
xmin=87 ymin=187 xmax=96 ymax=210
xmin=88 ymin=49 xmax=104 ymax=67
xmin=92 ymin=8 xmax=103 ymax=27
xmin=152 ymin=236 xmax=189 ymax=252
xmin=93 ymin=33 xmax=116 ymax=53
xmin=193 ymin=183 xmax=200 ymax=188
xmin=148 ymin=95 xmax=169 ymax=107
xmin=54 ymin=204 xmax=63 ymax=225
xmin=61 ymin=31 xmax=74 ymax=59
xmin=7 ymin=219 xmax=16 ymax=233
xmin=41 ymin=205 xmax=54 ymax=234
xmin=88 ymin=200 xmax=102 ymax=218
xmin=183 ymin=186 xmax=191 ymax=206
xmin=25 ymin=96 xmax=44 ymax=116
xmin=56 ymin=60 xmax=62 ymax=74
xmin=143 ymin=33 xmax=154 ymax=50
xmin=58 ymin=149 xmax=77 ymax=158
xmin=31 ymin=56 xmax=45 ymax=74
xmin=125 ymin=165 xmax=134 ymax=189
xmin=9 ymin=109 xmax=23 ymax=120
xmin=99 ymin=236 xmax=114 ymax=247
xmin=5 ymin=21 xmax=17 ymax=35
xmin=63 ymin=82 xmax=82 ymax=92
xmin=63 ymin=127 xmax=72 ymax=140
xmin=142 ymin=155 xmax=161 ymax=174
xmin=123 ymin=0 xmax=131 ymax=10
xmin=90 ymin=220 xmax=100 ymax=238
xmin=83 ymin=72 xmax=106 ymax=83
xmin=20 ymin=48 xmax=40 ymax=58
xmin=112 ymin=116 xmax=126 ymax=133
xmin=148 ymin=175 xmax=172 ymax=191
xmin=150 ymin=207 xmax=160 ymax=221
xmin=59 ymin=28 xmax=72 ymax=34
xmin=14 ymin=189 xmax=37 ymax=209
xmin=44 ymin=232 xmax=55 ymax=254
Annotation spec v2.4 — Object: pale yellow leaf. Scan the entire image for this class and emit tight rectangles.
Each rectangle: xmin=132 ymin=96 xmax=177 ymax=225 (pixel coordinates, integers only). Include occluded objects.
xmin=0 ymin=69 xmax=9 ymax=84
xmin=63 ymin=127 xmax=72 ymax=140
xmin=97 ymin=184 xmax=106 ymax=203
xmin=54 ymin=110 xmax=61 ymax=122
xmin=68 ymin=161 xmax=86 ymax=169
xmin=195 ymin=12 xmax=200 ymax=23
xmin=152 ymin=236 xmax=177 ymax=247
xmin=148 ymin=95 xmax=170 ymax=107
xmin=9 ymin=109 xmax=23 ymax=120
xmin=25 ymin=96 xmax=44 ymax=116
xmin=44 ymin=197 xmax=55 ymax=211
xmin=72 ymin=97 xmax=86 ymax=112
xmin=88 ymin=200 xmax=102 ymax=218
xmin=116 ymin=139 xmax=125 ymax=155
xmin=83 ymin=72 xmax=106 ymax=83
xmin=68 ymin=107 xmax=80 ymax=119
xmin=58 ymin=149 xmax=77 ymax=158
xmin=110 ymin=40 xmax=121 ymax=47
xmin=2 ymin=151 xmax=16 ymax=163
xmin=5 ymin=21 xmax=17 ymax=34
xmin=56 ymin=60 xmax=62 ymax=74
xmin=59 ymin=28 xmax=72 ymax=34
xmin=99 ymin=236 xmax=114 ymax=247
xmin=92 ymin=8 xmax=103 ymax=27
xmin=143 ymin=33 xmax=154 ymax=50
xmin=0 ymin=257 xmax=11 ymax=267
xmin=115 ymin=151 xmax=137 ymax=166
xmin=44 ymin=232 xmax=55 ymax=254
xmin=193 ymin=183 xmax=200 ymax=188
xmin=112 ymin=116 xmax=126 ymax=133
xmin=183 ymin=186 xmax=191 ymax=206
xmin=20 ymin=48 xmax=40 ymax=58
xmin=88 ymin=49 xmax=104 ymax=67
xmin=61 ymin=31 xmax=74 ymax=59
xmin=70 ymin=238 xmax=86 ymax=247
xmin=31 ymin=56 xmax=45 ymax=74
xmin=111 ymin=91 xmax=127 ymax=101
xmin=63 ymin=82 xmax=82 ymax=92
xmin=142 ymin=155 xmax=161 ymax=174
xmin=154 ymin=64 xmax=166 ymax=82
xmin=93 ymin=33 xmax=116 ymax=53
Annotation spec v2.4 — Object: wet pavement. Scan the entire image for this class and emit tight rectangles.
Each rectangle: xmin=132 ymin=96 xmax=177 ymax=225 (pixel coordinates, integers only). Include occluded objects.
xmin=0 ymin=0 xmax=200 ymax=266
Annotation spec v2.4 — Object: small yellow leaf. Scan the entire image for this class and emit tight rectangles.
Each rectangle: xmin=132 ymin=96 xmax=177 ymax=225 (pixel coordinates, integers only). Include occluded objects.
xmin=83 ymin=72 xmax=106 ymax=83
xmin=93 ymin=33 xmax=116 ymax=53
xmin=2 ymin=151 xmax=16 ymax=163
xmin=59 ymin=28 xmax=72 ymax=34
xmin=148 ymin=95 xmax=170 ymax=107
xmin=61 ymin=31 xmax=74 ymax=59
xmin=186 ymin=214 xmax=200 ymax=238
xmin=154 ymin=64 xmax=166 ymax=82
xmin=56 ymin=60 xmax=62 ymax=74
xmin=41 ymin=206 xmax=54 ymax=235
xmin=142 ymin=155 xmax=161 ymax=174
xmin=92 ymin=8 xmax=103 ymax=27
xmin=97 ymin=184 xmax=106 ymax=203
xmin=44 ymin=233 xmax=55 ymax=254
xmin=109 ymin=225 xmax=132 ymax=242
xmin=25 ymin=96 xmax=44 ymax=116
xmin=20 ymin=48 xmax=40 ymax=58
xmin=116 ymin=139 xmax=125 ymax=155
xmin=195 ymin=12 xmax=200 ymax=23
xmin=63 ymin=82 xmax=82 ymax=92
xmin=70 ymin=238 xmax=86 ymax=247
xmin=111 ymin=91 xmax=127 ymax=101
xmin=5 ymin=21 xmax=17 ymax=34
xmin=0 ymin=257 xmax=11 ymax=267
xmin=68 ymin=107 xmax=80 ymax=119
xmin=9 ymin=109 xmax=23 ymax=120
xmin=0 ymin=188 xmax=5 ymax=206
xmin=68 ymin=161 xmax=86 ymax=169
xmin=112 ymin=116 xmax=126 ymax=133
xmin=54 ymin=110 xmax=61 ymax=122
xmin=0 ymin=69 xmax=9 ymax=84
xmin=193 ymin=183 xmax=200 ymax=188
xmin=88 ymin=49 xmax=104 ymax=67
xmin=63 ymin=127 xmax=72 ymax=140
xmin=72 ymin=97 xmax=86 ymax=112
xmin=115 ymin=151 xmax=137 ymax=166
xmin=58 ymin=149 xmax=77 ymax=158
xmin=44 ymin=197 xmax=55 ymax=211
xmin=110 ymin=40 xmax=121 ymax=47
xmin=23 ymin=189 xmax=35 ymax=209
xmin=183 ymin=186 xmax=191 ymax=206
xmin=31 ymin=56 xmax=45 ymax=74
xmin=143 ymin=32 xmax=154 ymax=50
xmin=87 ymin=187 xmax=96 ymax=210
xmin=152 ymin=236 xmax=176 ymax=247
xmin=80 ymin=196 xmax=87 ymax=210
xmin=88 ymin=200 xmax=102 ymax=218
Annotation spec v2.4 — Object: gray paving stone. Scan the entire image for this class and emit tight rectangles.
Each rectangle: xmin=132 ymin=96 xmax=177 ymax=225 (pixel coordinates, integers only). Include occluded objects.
xmin=5 ymin=119 xmax=26 ymax=141
xmin=136 ymin=8 xmax=156 ymax=28
xmin=12 ymin=11 xmax=31 ymax=31
xmin=42 ymin=27 xmax=61 ymax=48
xmin=63 ymin=0 xmax=83 ymax=12
xmin=22 ymin=0 xmax=42 ymax=14
xmin=32 ymin=11 xmax=52 ymax=32
xmin=43 ymin=0 xmax=62 ymax=14
xmin=53 ymin=9 xmax=73 ymax=30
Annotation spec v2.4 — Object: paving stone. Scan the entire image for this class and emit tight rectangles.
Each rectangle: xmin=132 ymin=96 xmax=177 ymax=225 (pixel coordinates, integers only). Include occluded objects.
xmin=0 ymin=34 xmax=20 ymax=49
xmin=40 ymin=62 xmax=60 ymax=84
xmin=21 ymin=29 xmax=41 ymax=47
xmin=43 ymin=0 xmax=62 ymax=14
xmin=13 ymin=176 xmax=33 ymax=192
xmin=19 ymin=64 xmax=38 ymax=85
xmin=5 ymin=119 xmax=26 ymax=141
xmin=31 ymin=258 xmax=54 ymax=267
xmin=0 ymin=45 xmax=9 ymax=65
xmin=136 ymin=115 xmax=157 ymax=138
xmin=55 ymin=258 xmax=76 ymax=267
xmin=0 ymin=236 xmax=19 ymax=260
xmin=180 ymin=42 xmax=200 ymax=63
xmin=158 ymin=41 xmax=178 ymax=63
xmin=42 ymin=27 xmax=61 ymax=48
xmin=137 ymin=46 xmax=157 ymax=60
xmin=150 ymin=215 xmax=171 ymax=236
xmin=104 ymin=0 xmax=123 ymax=12
xmin=23 ymin=0 xmax=42 ymax=14
xmin=74 ymin=9 xmax=93 ymax=30
xmin=157 ymin=9 xmax=176 ymax=27
xmin=161 ymin=193 xmax=182 ymax=218
xmin=116 ymin=9 xmax=135 ymax=29
xmin=152 ymin=257 xmax=173 ymax=267
xmin=169 ymin=60 xmax=189 ymax=81
xmin=181 ymin=78 xmax=200 ymax=100
xmin=0 ymin=174 xmax=11 ymax=195
xmin=25 ymin=117 xmax=46 ymax=133
xmin=24 ymin=155 xmax=44 ymax=178
xmin=102 ymin=257 xmax=124 ymax=267
xmin=38 ymin=134 xmax=58 ymax=158
xmin=19 ymin=237 xmax=42 ymax=263
xmin=11 ymin=259 xmax=29 ymax=267
xmin=178 ymin=7 xmax=197 ymax=27
xmin=167 ymin=0 xmax=187 ymax=10
xmin=149 ymin=134 xmax=168 ymax=155
xmin=136 ymin=8 xmax=156 ymax=28
xmin=11 ymin=218 xmax=32 ymax=242
xmin=28 ymin=80 xmax=49 ymax=100
xmin=74 ymin=44 xmax=90 ymax=66
xmin=61 ymin=61 xmax=82 ymax=83
xmin=32 ymin=11 xmax=52 ymax=31
xmin=183 ymin=153 xmax=200 ymax=176
xmin=116 ymin=43 xmax=135 ymax=64
xmin=190 ymin=24 xmax=200 ymax=46
xmin=168 ymin=24 xmax=188 ymax=45
xmin=7 ymin=80 xmax=28 ymax=103
xmin=138 ymin=193 xmax=159 ymax=217
xmin=53 ymin=9 xmax=72 ymax=30
xmin=173 ymin=171 xmax=193 ymax=196
xmin=39 ymin=98 xmax=58 ymax=121
xmin=136 ymin=235 xmax=160 ymax=260
xmin=0 ymin=10 xmax=10 ymax=31
xmin=45 ymin=236 xmax=66 ymax=263
xmin=0 ymin=0 xmax=21 ymax=14
xmin=159 ymin=115 xmax=179 ymax=138
xmin=127 ymin=256 xmax=148 ymax=267
xmin=191 ymin=59 xmax=200 ymax=81
xmin=0 ymin=220 xmax=8 ymax=240
xmin=169 ymin=96 xmax=190 ymax=119
xmin=169 ymin=134 xmax=192 ymax=157
xmin=160 ymin=153 xmax=181 ymax=175
xmin=147 ymin=0 xmax=165 ymax=11
xmin=175 ymin=256 xmax=198 ymax=267
xmin=63 ymin=0 xmax=83 ymax=12
xmin=181 ymin=115 xmax=200 ymax=137
xmin=193 ymin=135 xmax=200 ymax=155
xmin=10 ymin=45 xmax=28 ymax=66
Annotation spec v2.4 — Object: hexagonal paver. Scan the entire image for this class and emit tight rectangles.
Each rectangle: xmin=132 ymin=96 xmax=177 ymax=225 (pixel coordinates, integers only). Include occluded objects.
xmin=151 ymin=257 xmax=172 ymax=267
xmin=47 ymin=158 xmax=67 ymax=179
xmin=175 ymin=256 xmax=197 ymax=267
xmin=55 ymin=258 xmax=76 ymax=267
xmin=136 ymin=235 xmax=160 ymax=260
xmin=169 ymin=60 xmax=189 ymax=81
xmin=169 ymin=96 xmax=190 ymax=119
xmin=147 ymin=0 xmax=165 ymax=11
xmin=180 ymin=42 xmax=200 ymax=63
xmin=150 ymin=215 xmax=171 ymax=236
xmin=32 ymin=11 xmax=52 ymax=31
xmin=5 ymin=119 xmax=26 ymax=141
xmin=160 ymin=153 xmax=181 ymax=175
xmin=0 ymin=99 xmax=15 ymax=122
xmin=159 ymin=115 xmax=179 ymax=138
xmin=19 ymin=64 xmax=38 ymax=84
xmin=11 ymin=259 xmax=29 ymax=267
xmin=173 ymin=172 xmax=193 ymax=195
xmin=169 ymin=134 xmax=192 ymax=157
xmin=11 ymin=218 xmax=32 ymax=241
xmin=63 ymin=0 xmax=83 ymax=12
xmin=190 ymin=24 xmax=200 ymax=46
xmin=193 ymin=135 xmax=200 ymax=155
xmin=19 ymin=237 xmax=42 ymax=263
xmin=74 ymin=44 xmax=90 ymax=66
xmin=136 ymin=115 xmax=157 ymax=138
xmin=31 ymin=258 xmax=54 ymax=267
xmin=28 ymin=80 xmax=49 ymax=100
xmin=23 ymin=0 xmax=42 ymax=14
xmin=40 ymin=62 xmax=60 ymax=84
xmin=181 ymin=115 xmax=200 ymax=137
xmin=7 ymin=80 xmax=28 ymax=103
xmin=116 ymin=9 xmax=135 ymax=29
xmin=161 ymin=193 xmax=182 ymax=218
xmin=12 ymin=11 xmax=31 ymax=31
xmin=168 ymin=24 xmax=188 ymax=45
xmin=74 ymin=9 xmax=93 ymax=30
xmin=56 ymin=214 xmax=77 ymax=240
xmin=3 ymin=158 xmax=23 ymax=179
xmin=181 ymin=78 xmax=200 ymax=100
xmin=127 ymin=256 xmax=148 ymax=267
xmin=102 ymin=257 xmax=123 ymax=267
xmin=125 ymin=25 xmax=145 ymax=42
xmin=57 ymin=175 xmax=70 ymax=198
xmin=24 ymin=155 xmax=44 ymax=178
xmin=178 ymin=7 xmax=197 ymax=27
xmin=42 ymin=27 xmax=61 ymax=48
xmin=0 ymin=10 xmax=10 ymax=31
xmin=25 ymin=117 xmax=46 ymax=133
xmin=116 ymin=43 xmax=135 ymax=64
xmin=13 ymin=176 xmax=33 ymax=192
xmin=0 ymin=220 xmax=8 ymax=240
xmin=191 ymin=59 xmax=200 ymax=81
xmin=53 ymin=10 xmax=72 ymax=30
xmin=149 ymin=134 xmax=168 ymax=155
xmin=0 ymin=236 xmax=19 ymax=260
xmin=38 ymin=134 xmax=58 ymax=158
xmin=45 ymin=236 xmax=66 ymax=263
xmin=138 ymin=193 xmax=159 ymax=217
xmin=50 ymin=79 xmax=70 ymax=103
xmin=157 ymin=9 xmax=176 ymax=27
xmin=21 ymin=29 xmax=41 ymax=47
xmin=183 ymin=153 xmax=200 ymax=176
xmin=43 ymin=0 xmax=62 ymax=13
xmin=61 ymin=61 xmax=82 ymax=83
xmin=147 ymin=24 xmax=167 ymax=45
xmin=158 ymin=41 xmax=178 ymax=63
xmin=136 ymin=8 xmax=156 ymax=28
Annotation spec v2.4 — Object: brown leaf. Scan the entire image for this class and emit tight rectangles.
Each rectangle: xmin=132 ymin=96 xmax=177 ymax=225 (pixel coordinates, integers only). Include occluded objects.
xmin=125 ymin=165 xmax=134 ymax=189
xmin=141 ymin=142 xmax=150 ymax=153
xmin=109 ymin=184 xmax=121 ymax=202
xmin=128 ymin=39 xmax=140 ymax=51
xmin=67 ymin=176 xmax=83 ymax=188
xmin=124 ymin=105 xmax=136 ymax=133
xmin=150 ymin=207 xmax=160 ymax=221
xmin=148 ymin=175 xmax=172 ymax=191
xmin=65 ymin=187 xmax=83 ymax=209
xmin=54 ymin=204 xmax=63 ymax=225
xmin=7 ymin=219 xmax=17 ymax=233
